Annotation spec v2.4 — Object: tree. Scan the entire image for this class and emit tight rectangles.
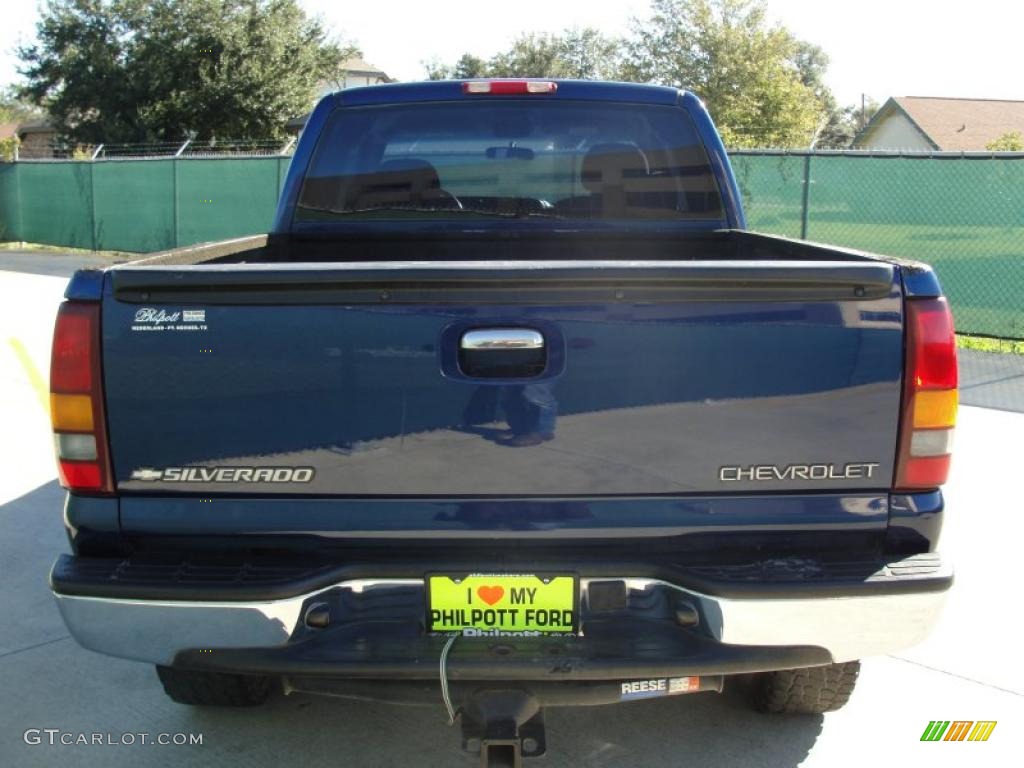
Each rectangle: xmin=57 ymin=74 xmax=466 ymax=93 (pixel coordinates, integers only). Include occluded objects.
xmin=17 ymin=0 xmax=352 ymax=144
xmin=422 ymin=59 xmax=449 ymax=80
xmin=624 ymin=0 xmax=825 ymax=148
xmin=789 ymin=41 xmax=845 ymax=148
xmin=424 ymin=53 xmax=490 ymax=80
xmin=814 ymin=97 xmax=882 ymax=149
xmin=424 ymin=28 xmax=623 ymax=81
xmin=814 ymin=97 xmax=880 ymax=149
xmin=0 ymin=87 xmax=44 ymax=161
xmin=0 ymin=137 xmax=16 ymax=162
xmin=555 ymin=28 xmax=623 ymax=80
xmin=0 ymin=86 xmax=43 ymax=124
xmin=452 ymin=54 xmax=490 ymax=79
xmin=791 ymin=41 xmax=830 ymax=101
xmin=489 ymin=33 xmax=568 ymax=78
xmin=986 ymin=131 xmax=1024 ymax=151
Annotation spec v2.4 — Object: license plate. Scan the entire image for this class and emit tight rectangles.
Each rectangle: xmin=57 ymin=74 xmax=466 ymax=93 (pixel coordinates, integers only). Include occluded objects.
xmin=427 ymin=573 xmax=577 ymax=633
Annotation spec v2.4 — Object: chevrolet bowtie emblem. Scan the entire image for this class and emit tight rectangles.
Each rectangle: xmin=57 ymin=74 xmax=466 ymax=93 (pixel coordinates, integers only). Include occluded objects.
xmin=130 ymin=468 xmax=163 ymax=481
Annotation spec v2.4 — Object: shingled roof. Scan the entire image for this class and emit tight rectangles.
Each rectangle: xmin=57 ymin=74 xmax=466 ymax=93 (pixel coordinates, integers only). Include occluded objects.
xmin=856 ymin=97 xmax=1024 ymax=151
xmin=339 ymin=57 xmax=392 ymax=79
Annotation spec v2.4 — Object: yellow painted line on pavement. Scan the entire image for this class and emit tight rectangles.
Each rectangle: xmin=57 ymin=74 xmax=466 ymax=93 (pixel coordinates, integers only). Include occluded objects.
xmin=8 ymin=337 xmax=50 ymax=415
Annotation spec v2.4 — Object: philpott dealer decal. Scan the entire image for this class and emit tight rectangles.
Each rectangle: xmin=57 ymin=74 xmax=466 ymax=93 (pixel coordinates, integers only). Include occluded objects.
xmin=131 ymin=308 xmax=207 ymax=332
xmin=130 ymin=467 xmax=315 ymax=483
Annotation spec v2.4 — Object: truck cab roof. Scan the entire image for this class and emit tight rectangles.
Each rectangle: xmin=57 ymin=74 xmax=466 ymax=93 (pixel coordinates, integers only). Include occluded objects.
xmin=331 ymin=79 xmax=690 ymax=107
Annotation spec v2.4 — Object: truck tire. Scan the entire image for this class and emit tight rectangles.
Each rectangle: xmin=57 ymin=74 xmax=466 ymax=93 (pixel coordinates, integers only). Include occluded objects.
xmin=156 ymin=666 xmax=273 ymax=707
xmin=752 ymin=661 xmax=860 ymax=714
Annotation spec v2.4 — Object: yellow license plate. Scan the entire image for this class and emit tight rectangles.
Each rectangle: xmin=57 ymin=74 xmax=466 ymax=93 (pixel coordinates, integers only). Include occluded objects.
xmin=427 ymin=574 xmax=577 ymax=633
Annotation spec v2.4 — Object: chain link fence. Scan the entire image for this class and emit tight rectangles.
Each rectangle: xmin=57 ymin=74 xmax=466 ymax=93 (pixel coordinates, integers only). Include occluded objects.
xmin=0 ymin=155 xmax=292 ymax=252
xmin=14 ymin=138 xmax=295 ymax=161
xmin=731 ymin=151 xmax=1024 ymax=341
xmin=1 ymin=147 xmax=1022 ymax=341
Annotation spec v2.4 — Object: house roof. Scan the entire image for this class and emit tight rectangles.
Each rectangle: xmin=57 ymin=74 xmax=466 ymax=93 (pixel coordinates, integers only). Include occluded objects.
xmin=286 ymin=112 xmax=310 ymax=131
xmin=340 ymin=57 xmax=391 ymax=78
xmin=0 ymin=123 xmax=18 ymax=140
xmin=287 ymin=58 xmax=395 ymax=130
xmin=17 ymin=119 xmax=54 ymax=135
xmin=856 ymin=96 xmax=1024 ymax=151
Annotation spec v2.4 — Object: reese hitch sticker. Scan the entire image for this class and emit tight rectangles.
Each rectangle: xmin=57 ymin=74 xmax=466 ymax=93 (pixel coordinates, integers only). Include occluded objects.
xmin=620 ymin=677 xmax=700 ymax=700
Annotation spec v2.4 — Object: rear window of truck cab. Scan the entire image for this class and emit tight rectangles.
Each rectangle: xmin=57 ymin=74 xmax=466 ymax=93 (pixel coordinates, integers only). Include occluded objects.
xmin=296 ymin=101 xmax=724 ymax=223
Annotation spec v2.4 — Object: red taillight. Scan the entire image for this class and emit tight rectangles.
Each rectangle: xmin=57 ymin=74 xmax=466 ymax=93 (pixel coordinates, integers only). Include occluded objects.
xmin=50 ymin=302 xmax=114 ymax=494
xmin=51 ymin=308 xmax=93 ymax=391
xmin=59 ymin=461 xmax=103 ymax=489
xmin=462 ymin=80 xmax=558 ymax=95
xmin=894 ymin=298 xmax=957 ymax=490
xmin=907 ymin=299 xmax=958 ymax=390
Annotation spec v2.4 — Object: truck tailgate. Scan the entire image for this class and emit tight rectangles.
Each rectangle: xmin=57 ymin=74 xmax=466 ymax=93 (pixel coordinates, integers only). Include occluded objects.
xmin=102 ymin=260 xmax=903 ymax=496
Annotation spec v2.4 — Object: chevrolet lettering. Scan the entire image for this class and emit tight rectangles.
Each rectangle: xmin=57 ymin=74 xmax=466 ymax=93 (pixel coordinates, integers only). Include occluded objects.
xmin=719 ymin=462 xmax=882 ymax=482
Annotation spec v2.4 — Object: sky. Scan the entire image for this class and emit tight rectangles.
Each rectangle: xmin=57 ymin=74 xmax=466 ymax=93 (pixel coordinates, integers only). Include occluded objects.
xmin=2 ymin=0 xmax=1021 ymax=109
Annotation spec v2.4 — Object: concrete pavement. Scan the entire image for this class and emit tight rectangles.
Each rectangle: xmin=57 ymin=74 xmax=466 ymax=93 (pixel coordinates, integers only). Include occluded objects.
xmin=959 ymin=348 xmax=1024 ymax=413
xmin=1 ymin=266 xmax=1021 ymax=767
xmin=0 ymin=249 xmax=125 ymax=278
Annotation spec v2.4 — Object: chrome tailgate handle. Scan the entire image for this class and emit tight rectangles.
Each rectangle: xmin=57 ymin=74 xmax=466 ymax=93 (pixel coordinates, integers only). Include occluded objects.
xmin=458 ymin=328 xmax=547 ymax=379
xmin=460 ymin=328 xmax=544 ymax=351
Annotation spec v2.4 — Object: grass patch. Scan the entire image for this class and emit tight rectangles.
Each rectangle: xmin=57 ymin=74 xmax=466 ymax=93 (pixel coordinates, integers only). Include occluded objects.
xmin=957 ymin=334 xmax=1024 ymax=355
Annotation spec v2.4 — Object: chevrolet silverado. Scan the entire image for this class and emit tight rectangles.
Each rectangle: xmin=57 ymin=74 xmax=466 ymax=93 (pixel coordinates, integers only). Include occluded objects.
xmin=48 ymin=79 xmax=956 ymax=765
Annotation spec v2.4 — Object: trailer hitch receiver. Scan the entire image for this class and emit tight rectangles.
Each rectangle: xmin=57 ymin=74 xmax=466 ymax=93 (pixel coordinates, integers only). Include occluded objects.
xmin=461 ymin=690 xmax=546 ymax=768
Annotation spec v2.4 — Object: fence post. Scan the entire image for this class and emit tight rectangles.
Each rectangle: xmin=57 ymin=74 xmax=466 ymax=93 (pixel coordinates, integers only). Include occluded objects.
xmin=799 ymin=153 xmax=811 ymax=240
xmin=172 ymin=157 xmax=179 ymax=249
xmin=89 ymin=162 xmax=98 ymax=251
xmin=15 ymin=158 xmax=24 ymax=242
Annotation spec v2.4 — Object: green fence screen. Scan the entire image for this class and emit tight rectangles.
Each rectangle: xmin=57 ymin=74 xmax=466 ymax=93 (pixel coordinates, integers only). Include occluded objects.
xmin=0 ymin=153 xmax=1022 ymax=338
xmin=730 ymin=152 xmax=1024 ymax=340
xmin=0 ymin=156 xmax=292 ymax=254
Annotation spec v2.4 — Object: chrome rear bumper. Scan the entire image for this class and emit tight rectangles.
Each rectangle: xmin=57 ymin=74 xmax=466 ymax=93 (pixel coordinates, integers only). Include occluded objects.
xmin=54 ymin=572 xmax=950 ymax=668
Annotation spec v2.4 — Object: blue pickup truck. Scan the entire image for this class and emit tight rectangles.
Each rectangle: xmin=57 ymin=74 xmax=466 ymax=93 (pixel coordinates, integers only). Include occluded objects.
xmin=49 ymin=80 xmax=956 ymax=763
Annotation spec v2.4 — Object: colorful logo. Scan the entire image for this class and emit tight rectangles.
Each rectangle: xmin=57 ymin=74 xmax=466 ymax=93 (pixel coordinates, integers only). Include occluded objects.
xmin=921 ymin=721 xmax=997 ymax=742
